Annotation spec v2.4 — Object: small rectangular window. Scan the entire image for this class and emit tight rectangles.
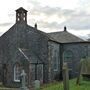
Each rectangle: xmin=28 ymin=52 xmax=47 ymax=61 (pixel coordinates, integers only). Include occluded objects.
xmin=53 ymin=50 xmax=58 ymax=71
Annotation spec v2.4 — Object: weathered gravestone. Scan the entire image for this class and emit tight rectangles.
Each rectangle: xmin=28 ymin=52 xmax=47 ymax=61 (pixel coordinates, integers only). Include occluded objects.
xmin=34 ymin=80 xmax=40 ymax=90
xmin=76 ymin=59 xmax=83 ymax=85
xmin=81 ymin=57 xmax=90 ymax=80
xmin=20 ymin=70 xmax=29 ymax=90
xmin=63 ymin=63 xmax=69 ymax=90
xmin=76 ymin=57 xmax=90 ymax=85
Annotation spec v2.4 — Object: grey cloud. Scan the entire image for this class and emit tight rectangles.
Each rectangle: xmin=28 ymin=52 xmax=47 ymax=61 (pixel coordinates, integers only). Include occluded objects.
xmin=29 ymin=2 xmax=76 ymax=17
xmin=36 ymin=21 xmax=62 ymax=30
xmin=60 ymin=14 xmax=90 ymax=30
xmin=28 ymin=0 xmax=75 ymax=16
xmin=30 ymin=6 xmax=60 ymax=15
xmin=27 ymin=1 xmax=90 ymax=30
xmin=36 ymin=13 xmax=90 ymax=30
xmin=0 ymin=22 xmax=12 ymax=27
xmin=27 ymin=0 xmax=40 ymax=5
xmin=31 ymin=6 xmax=75 ymax=17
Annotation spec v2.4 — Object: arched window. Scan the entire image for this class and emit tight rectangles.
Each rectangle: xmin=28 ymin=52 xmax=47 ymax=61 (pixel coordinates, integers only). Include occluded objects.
xmin=14 ymin=63 xmax=21 ymax=82
xmin=63 ymin=50 xmax=73 ymax=62
xmin=63 ymin=50 xmax=73 ymax=71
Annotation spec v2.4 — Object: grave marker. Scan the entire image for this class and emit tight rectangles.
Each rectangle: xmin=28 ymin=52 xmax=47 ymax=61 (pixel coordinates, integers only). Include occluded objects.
xmin=34 ymin=80 xmax=40 ymax=90
xmin=20 ymin=70 xmax=29 ymax=90
xmin=63 ymin=63 xmax=69 ymax=90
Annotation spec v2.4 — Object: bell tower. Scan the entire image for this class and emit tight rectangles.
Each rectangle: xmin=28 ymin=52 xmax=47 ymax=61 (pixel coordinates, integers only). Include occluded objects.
xmin=16 ymin=7 xmax=28 ymax=23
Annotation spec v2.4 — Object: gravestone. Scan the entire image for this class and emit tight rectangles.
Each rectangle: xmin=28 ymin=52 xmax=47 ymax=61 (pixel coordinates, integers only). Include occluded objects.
xmin=34 ymin=80 xmax=40 ymax=90
xmin=20 ymin=70 xmax=29 ymax=90
xmin=81 ymin=57 xmax=90 ymax=80
xmin=76 ymin=59 xmax=83 ymax=85
xmin=76 ymin=57 xmax=90 ymax=85
xmin=63 ymin=63 xmax=69 ymax=90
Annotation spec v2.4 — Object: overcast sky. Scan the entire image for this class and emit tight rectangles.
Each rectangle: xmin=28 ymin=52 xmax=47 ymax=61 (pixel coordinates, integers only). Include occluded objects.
xmin=0 ymin=0 xmax=90 ymax=39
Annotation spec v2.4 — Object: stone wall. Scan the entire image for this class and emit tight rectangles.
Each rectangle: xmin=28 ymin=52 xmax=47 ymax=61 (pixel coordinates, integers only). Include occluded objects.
xmin=63 ymin=43 xmax=90 ymax=78
xmin=48 ymin=41 xmax=60 ymax=81
xmin=0 ymin=23 xmax=49 ymax=87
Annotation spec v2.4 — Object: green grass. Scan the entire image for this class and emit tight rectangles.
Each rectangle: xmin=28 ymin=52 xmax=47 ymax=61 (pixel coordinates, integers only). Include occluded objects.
xmin=41 ymin=79 xmax=90 ymax=90
xmin=0 ymin=83 xmax=19 ymax=90
xmin=0 ymin=78 xmax=90 ymax=90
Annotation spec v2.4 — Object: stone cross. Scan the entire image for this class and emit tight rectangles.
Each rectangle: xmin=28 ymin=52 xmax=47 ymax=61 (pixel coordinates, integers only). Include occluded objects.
xmin=20 ymin=70 xmax=29 ymax=90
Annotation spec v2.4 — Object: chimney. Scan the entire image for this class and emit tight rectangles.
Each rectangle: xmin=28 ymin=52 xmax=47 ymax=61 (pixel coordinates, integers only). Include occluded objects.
xmin=64 ymin=26 xmax=67 ymax=31
xmin=16 ymin=7 xmax=28 ymax=23
xmin=34 ymin=23 xmax=37 ymax=29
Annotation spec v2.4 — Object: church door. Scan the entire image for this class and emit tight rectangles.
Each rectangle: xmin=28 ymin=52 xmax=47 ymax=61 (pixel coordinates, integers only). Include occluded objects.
xmin=37 ymin=64 xmax=43 ymax=83
xmin=63 ymin=50 xmax=74 ymax=78
xmin=29 ymin=64 xmax=43 ymax=85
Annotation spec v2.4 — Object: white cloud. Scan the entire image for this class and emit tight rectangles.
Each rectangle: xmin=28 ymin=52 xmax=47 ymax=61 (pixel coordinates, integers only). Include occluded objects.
xmin=31 ymin=0 xmax=79 ymax=9
xmin=69 ymin=29 xmax=90 ymax=40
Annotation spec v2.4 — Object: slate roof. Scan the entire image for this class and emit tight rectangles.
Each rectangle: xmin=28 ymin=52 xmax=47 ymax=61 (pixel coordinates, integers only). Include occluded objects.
xmin=16 ymin=7 xmax=28 ymax=12
xmin=18 ymin=48 xmax=44 ymax=64
xmin=48 ymin=30 xmax=84 ymax=43
xmin=0 ymin=22 xmax=57 ymax=45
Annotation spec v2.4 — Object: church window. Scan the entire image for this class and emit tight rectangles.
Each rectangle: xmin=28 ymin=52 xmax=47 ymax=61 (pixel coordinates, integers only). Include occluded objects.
xmin=14 ymin=63 xmax=21 ymax=82
xmin=53 ymin=50 xmax=58 ymax=71
xmin=63 ymin=50 xmax=73 ymax=62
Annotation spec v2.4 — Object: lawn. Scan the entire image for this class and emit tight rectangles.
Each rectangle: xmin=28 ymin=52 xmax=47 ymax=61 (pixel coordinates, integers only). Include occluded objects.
xmin=41 ymin=79 xmax=90 ymax=90
xmin=0 ymin=79 xmax=90 ymax=90
xmin=0 ymin=82 xmax=19 ymax=90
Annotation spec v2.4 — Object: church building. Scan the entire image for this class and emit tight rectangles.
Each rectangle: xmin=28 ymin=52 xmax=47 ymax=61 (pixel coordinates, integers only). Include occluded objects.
xmin=0 ymin=7 xmax=90 ymax=88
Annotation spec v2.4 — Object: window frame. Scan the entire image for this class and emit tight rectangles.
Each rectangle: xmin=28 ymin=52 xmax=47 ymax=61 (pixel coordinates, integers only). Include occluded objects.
xmin=63 ymin=50 xmax=73 ymax=62
xmin=14 ymin=63 xmax=21 ymax=82
xmin=53 ymin=49 xmax=59 ymax=71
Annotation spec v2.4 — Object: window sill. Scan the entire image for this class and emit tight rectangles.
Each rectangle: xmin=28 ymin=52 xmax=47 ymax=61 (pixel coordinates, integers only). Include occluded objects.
xmin=14 ymin=80 xmax=20 ymax=82
xmin=54 ymin=69 xmax=58 ymax=72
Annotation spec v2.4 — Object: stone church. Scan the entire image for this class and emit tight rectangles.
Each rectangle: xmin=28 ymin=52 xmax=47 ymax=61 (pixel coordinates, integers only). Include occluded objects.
xmin=0 ymin=7 xmax=90 ymax=88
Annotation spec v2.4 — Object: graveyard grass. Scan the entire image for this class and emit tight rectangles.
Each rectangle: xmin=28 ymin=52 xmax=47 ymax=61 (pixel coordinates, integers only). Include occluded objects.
xmin=0 ymin=78 xmax=90 ymax=90
xmin=0 ymin=82 xmax=19 ymax=90
xmin=41 ymin=79 xmax=90 ymax=90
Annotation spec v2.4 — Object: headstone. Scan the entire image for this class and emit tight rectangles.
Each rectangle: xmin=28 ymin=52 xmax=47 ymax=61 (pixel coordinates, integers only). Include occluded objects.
xmin=76 ymin=59 xmax=83 ymax=85
xmin=76 ymin=57 xmax=90 ymax=85
xmin=80 ymin=57 xmax=90 ymax=81
xmin=81 ymin=57 xmax=90 ymax=75
xmin=63 ymin=63 xmax=69 ymax=90
xmin=20 ymin=70 xmax=29 ymax=90
xmin=34 ymin=80 xmax=40 ymax=90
